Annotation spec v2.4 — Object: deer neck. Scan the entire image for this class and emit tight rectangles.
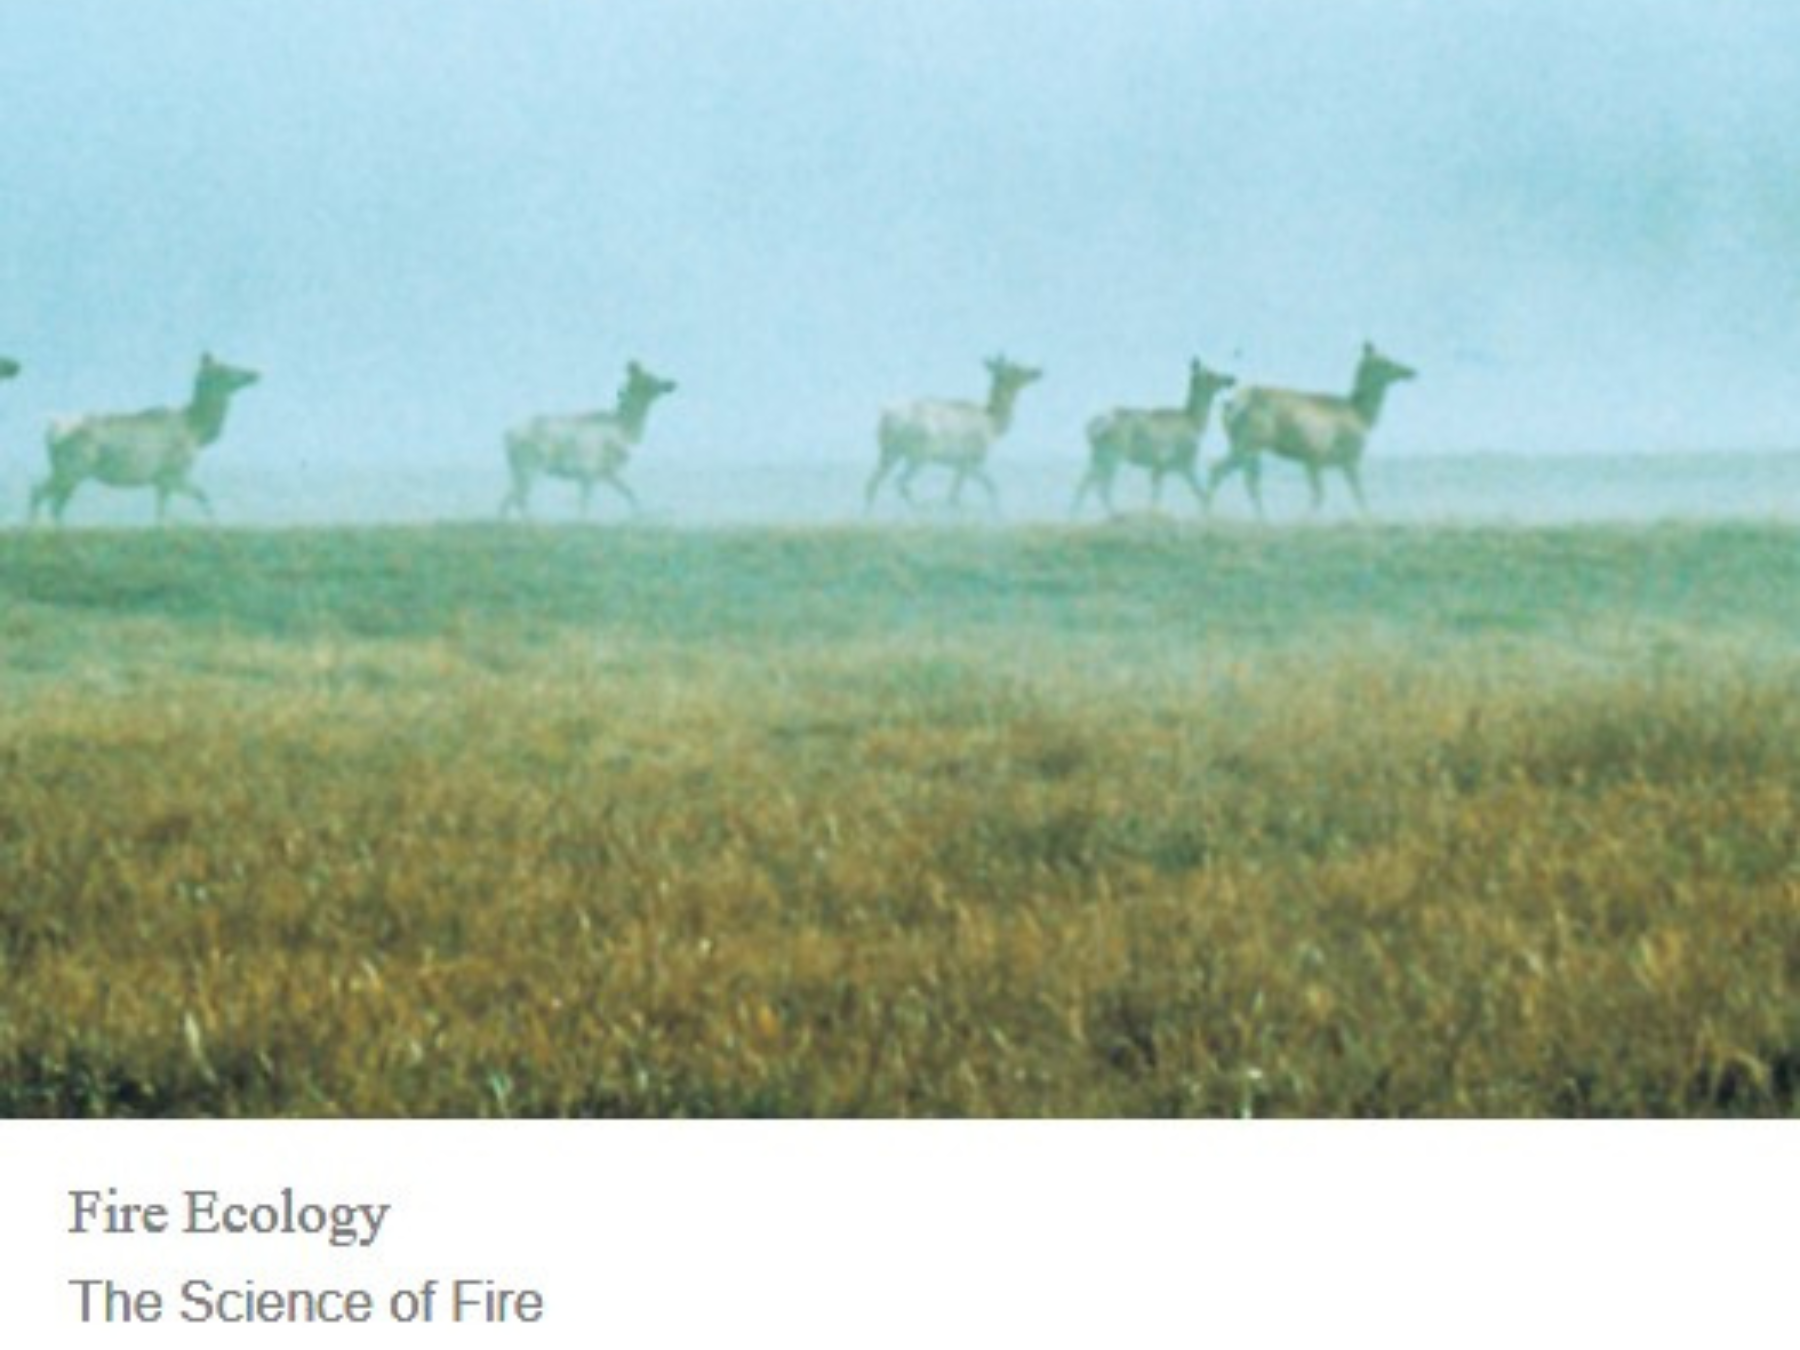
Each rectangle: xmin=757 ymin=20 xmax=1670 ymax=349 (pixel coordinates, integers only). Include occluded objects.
xmin=1350 ymin=371 xmax=1394 ymax=428
xmin=986 ymin=382 xmax=1025 ymax=436
xmin=614 ymin=390 xmax=660 ymax=443
xmin=185 ymin=379 xmax=239 ymax=447
xmin=1185 ymin=383 xmax=1222 ymax=428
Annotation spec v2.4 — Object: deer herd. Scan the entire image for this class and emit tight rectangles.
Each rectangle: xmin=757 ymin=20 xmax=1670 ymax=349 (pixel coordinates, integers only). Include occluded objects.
xmin=0 ymin=344 xmax=1417 ymax=525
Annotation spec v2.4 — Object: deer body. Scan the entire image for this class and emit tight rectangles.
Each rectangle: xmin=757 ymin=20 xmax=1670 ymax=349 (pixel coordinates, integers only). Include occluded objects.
xmin=500 ymin=361 xmax=676 ymax=519
xmin=29 ymin=354 xmax=259 ymax=524
xmin=1209 ymin=343 xmax=1415 ymax=517
xmin=867 ymin=356 xmax=1042 ymax=512
xmin=1074 ymin=359 xmax=1235 ymax=517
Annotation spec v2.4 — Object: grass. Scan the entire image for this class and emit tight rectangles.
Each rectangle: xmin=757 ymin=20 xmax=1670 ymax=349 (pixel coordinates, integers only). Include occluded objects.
xmin=1 ymin=520 xmax=1797 ymax=1116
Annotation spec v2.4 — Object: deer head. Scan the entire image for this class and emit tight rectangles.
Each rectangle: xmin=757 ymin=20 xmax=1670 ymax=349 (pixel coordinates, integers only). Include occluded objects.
xmin=985 ymin=354 xmax=1043 ymax=396
xmin=623 ymin=359 xmax=678 ymax=404
xmin=198 ymin=352 xmax=261 ymax=395
xmin=1187 ymin=357 xmax=1236 ymax=405
xmin=1357 ymin=342 xmax=1416 ymax=389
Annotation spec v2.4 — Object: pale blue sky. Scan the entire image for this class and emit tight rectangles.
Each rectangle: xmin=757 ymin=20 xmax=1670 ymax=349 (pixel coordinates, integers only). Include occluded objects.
xmin=2 ymin=0 xmax=1797 ymax=474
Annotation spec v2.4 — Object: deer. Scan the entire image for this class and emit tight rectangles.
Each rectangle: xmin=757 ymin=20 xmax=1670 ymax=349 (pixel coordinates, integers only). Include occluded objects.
xmin=499 ymin=360 xmax=677 ymax=519
xmin=1207 ymin=342 xmax=1416 ymax=518
xmin=1073 ymin=358 xmax=1236 ymax=518
xmin=29 ymin=353 xmax=260 ymax=525
xmin=866 ymin=355 xmax=1043 ymax=514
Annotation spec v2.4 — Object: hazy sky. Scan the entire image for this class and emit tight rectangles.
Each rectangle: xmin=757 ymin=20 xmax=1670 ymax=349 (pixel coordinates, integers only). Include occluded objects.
xmin=3 ymin=0 xmax=1797 ymax=477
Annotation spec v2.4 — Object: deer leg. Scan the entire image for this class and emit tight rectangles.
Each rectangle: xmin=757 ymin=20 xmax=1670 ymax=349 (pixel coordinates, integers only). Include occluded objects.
xmin=1071 ymin=468 xmax=1097 ymax=519
xmin=1342 ymin=462 xmax=1369 ymax=516
xmin=1206 ymin=455 xmax=1239 ymax=501
xmin=896 ymin=460 xmax=924 ymax=507
xmin=1305 ymin=464 xmax=1325 ymax=512
xmin=43 ymin=475 xmax=80 ymax=526
xmin=1181 ymin=466 xmax=1209 ymax=511
xmin=1096 ymin=465 xmax=1120 ymax=518
xmin=499 ymin=473 xmax=530 ymax=520
xmin=578 ymin=478 xmax=595 ymax=517
xmin=172 ymin=478 xmax=213 ymax=520
xmin=864 ymin=458 xmax=895 ymax=513
xmin=604 ymin=472 xmax=640 ymax=514
xmin=1151 ymin=468 xmax=1168 ymax=511
xmin=1242 ymin=457 xmax=1266 ymax=520
xmin=1209 ymin=454 xmax=1261 ymax=515
xmin=972 ymin=466 xmax=1000 ymax=514
xmin=948 ymin=468 xmax=970 ymax=507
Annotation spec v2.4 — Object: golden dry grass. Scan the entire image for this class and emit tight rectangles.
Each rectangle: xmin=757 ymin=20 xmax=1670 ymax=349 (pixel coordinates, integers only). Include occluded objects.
xmin=1 ymin=523 xmax=1797 ymax=1116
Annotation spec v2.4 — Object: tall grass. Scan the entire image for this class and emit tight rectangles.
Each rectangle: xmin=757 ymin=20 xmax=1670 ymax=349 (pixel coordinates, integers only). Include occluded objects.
xmin=1 ymin=523 xmax=1796 ymax=1115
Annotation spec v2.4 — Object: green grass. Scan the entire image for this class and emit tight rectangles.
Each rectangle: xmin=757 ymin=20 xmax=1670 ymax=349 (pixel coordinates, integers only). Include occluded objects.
xmin=1 ymin=522 xmax=1797 ymax=1116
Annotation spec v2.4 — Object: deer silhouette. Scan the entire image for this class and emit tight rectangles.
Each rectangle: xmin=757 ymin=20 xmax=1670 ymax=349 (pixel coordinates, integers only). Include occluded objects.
xmin=500 ymin=360 xmax=677 ymax=519
xmin=1074 ymin=358 xmax=1236 ymax=518
xmin=1209 ymin=343 xmax=1416 ymax=518
xmin=867 ymin=355 xmax=1042 ymax=514
xmin=30 ymin=354 xmax=260 ymax=524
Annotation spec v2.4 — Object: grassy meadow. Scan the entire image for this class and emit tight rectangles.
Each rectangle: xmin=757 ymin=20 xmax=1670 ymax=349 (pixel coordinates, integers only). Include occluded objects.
xmin=1 ymin=520 xmax=1797 ymax=1116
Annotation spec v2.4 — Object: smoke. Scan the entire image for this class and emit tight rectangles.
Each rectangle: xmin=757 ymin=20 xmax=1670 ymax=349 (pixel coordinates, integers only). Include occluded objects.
xmin=2 ymin=0 xmax=1796 ymax=515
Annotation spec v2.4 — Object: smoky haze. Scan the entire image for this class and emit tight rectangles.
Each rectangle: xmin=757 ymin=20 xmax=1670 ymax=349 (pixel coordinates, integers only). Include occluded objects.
xmin=2 ymin=0 xmax=1798 ymax=522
